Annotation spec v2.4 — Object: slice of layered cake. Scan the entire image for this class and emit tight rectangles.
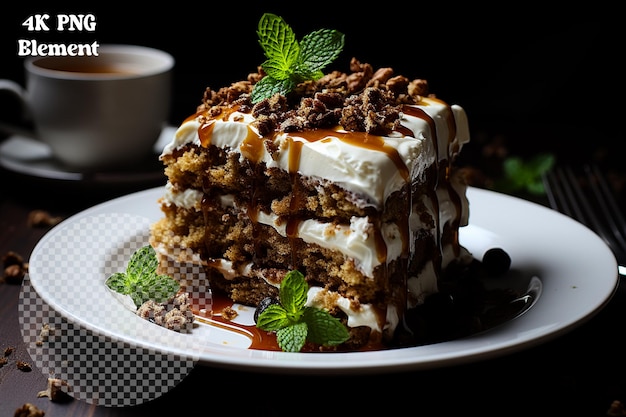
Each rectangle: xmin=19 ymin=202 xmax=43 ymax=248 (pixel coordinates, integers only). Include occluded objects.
xmin=150 ymin=14 xmax=472 ymax=351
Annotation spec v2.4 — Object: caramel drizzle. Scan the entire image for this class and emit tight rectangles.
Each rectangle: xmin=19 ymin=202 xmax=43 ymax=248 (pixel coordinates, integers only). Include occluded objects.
xmin=195 ymin=104 xmax=464 ymax=308
xmin=197 ymin=120 xmax=216 ymax=147
xmin=400 ymin=105 xmax=439 ymax=158
xmin=295 ymin=129 xmax=409 ymax=181
xmin=194 ymin=112 xmax=418 ymax=270
xmin=400 ymin=105 xmax=442 ymax=262
xmin=196 ymin=105 xmax=243 ymax=147
xmin=287 ymin=132 xmax=404 ymax=265
xmin=401 ymin=103 xmax=464 ymax=258
xmin=285 ymin=138 xmax=304 ymax=238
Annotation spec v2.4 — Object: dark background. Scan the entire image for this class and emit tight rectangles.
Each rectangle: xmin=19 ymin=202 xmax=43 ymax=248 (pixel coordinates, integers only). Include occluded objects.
xmin=1 ymin=5 xmax=623 ymax=166
xmin=1 ymin=7 xmax=626 ymax=416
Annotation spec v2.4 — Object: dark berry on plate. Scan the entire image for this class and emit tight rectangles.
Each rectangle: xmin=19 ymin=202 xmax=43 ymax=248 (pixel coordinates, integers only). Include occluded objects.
xmin=254 ymin=296 xmax=279 ymax=323
xmin=482 ymin=248 xmax=511 ymax=276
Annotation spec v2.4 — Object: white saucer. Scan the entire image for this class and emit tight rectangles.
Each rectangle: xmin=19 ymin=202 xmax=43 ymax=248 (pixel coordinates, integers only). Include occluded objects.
xmin=0 ymin=126 xmax=176 ymax=183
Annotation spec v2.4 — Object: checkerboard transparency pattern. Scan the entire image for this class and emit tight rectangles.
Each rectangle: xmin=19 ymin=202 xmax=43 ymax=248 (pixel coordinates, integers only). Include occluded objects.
xmin=18 ymin=213 xmax=213 ymax=406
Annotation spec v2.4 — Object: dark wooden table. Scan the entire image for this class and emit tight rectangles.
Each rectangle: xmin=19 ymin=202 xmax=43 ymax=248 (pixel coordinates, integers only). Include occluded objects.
xmin=2 ymin=161 xmax=626 ymax=417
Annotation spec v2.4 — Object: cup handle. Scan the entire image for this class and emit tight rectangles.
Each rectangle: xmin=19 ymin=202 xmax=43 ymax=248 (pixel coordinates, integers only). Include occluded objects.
xmin=0 ymin=79 xmax=38 ymax=139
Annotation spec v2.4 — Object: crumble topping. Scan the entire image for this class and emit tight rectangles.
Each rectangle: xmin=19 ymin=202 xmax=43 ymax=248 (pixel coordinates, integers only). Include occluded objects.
xmin=136 ymin=292 xmax=195 ymax=332
xmin=198 ymin=57 xmax=432 ymax=136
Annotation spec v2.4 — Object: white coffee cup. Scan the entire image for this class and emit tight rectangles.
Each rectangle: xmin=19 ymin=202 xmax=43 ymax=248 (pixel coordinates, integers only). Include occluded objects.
xmin=0 ymin=44 xmax=174 ymax=170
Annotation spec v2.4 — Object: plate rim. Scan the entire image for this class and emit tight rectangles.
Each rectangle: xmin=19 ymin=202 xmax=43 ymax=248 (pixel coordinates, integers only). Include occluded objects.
xmin=26 ymin=186 xmax=620 ymax=374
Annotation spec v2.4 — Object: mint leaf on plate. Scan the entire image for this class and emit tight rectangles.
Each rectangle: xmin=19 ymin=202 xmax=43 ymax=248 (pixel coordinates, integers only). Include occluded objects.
xmin=302 ymin=307 xmax=350 ymax=346
xmin=256 ymin=269 xmax=350 ymax=352
xmin=276 ymin=321 xmax=308 ymax=353
xmin=105 ymin=245 xmax=179 ymax=308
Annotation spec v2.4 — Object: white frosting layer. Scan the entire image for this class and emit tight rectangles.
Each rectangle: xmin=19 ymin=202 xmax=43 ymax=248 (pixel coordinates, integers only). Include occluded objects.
xmin=162 ymin=189 xmax=399 ymax=277
xmin=163 ymin=182 xmax=202 ymax=210
xmin=161 ymin=97 xmax=469 ymax=209
xmin=307 ymin=286 xmax=384 ymax=333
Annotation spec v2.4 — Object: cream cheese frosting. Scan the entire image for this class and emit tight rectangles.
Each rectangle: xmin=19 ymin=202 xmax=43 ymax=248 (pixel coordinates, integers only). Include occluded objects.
xmin=162 ymin=187 xmax=401 ymax=278
xmin=161 ymin=97 xmax=470 ymax=209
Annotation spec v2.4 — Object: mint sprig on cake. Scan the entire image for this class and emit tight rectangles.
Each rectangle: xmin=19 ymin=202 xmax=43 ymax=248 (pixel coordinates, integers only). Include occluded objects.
xmin=251 ymin=13 xmax=345 ymax=103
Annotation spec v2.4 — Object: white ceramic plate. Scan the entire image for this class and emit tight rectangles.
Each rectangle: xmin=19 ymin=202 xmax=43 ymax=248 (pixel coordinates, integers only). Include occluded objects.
xmin=27 ymin=186 xmax=619 ymax=374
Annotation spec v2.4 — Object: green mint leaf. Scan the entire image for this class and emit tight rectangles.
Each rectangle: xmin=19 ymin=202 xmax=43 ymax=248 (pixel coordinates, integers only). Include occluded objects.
xmin=276 ymin=322 xmax=308 ymax=352
xmin=529 ymin=153 xmax=556 ymax=173
xmin=255 ymin=269 xmax=350 ymax=352
xmin=126 ymin=245 xmax=159 ymax=279
xmin=134 ymin=274 xmax=179 ymax=305
xmin=280 ymin=270 xmax=308 ymax=314
xmin=251 ymin=13 xmax=344 ymax=103
xmin=498 ymin=153 xmax=555 ymax=196
xmin=130 ymin=292 xmax=147 ymax=309
xmin=256 ymin=303 xmax=291 ymax=331
xmin=302 ymin=307 xmax=350 ymax=346
xmin=262 ymin=60 xmax=293 ymax=81
xmin=299 ymin=29 xmax=345 ymax=73
xmin=105 ymin=245 xmax=179 ymax=308
xmin=105 ymin=272 xmax=131 ymax=294
xmin=249 ymin=76 xmax=296 ymax=103
xmin=257 ymin=13 xmax=299 ymax=75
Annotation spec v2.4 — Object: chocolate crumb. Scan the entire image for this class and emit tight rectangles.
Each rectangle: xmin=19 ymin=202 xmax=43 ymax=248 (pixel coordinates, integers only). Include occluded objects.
xmin=4 ymin=346 xmax=15 ymax=356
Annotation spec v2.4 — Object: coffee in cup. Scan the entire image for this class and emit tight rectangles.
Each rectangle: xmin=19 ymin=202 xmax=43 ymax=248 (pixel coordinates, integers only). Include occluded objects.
xmin=0 ymin=44 xmax=174 ymax=170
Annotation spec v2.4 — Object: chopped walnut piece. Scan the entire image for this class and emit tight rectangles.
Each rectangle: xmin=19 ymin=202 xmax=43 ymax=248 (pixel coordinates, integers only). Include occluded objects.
xmin=37 ymin=378 xmax=73 ymax=403
xmin=221 ymin=306 xmax=238 ymax=321
xmin=3 ymin=264 xmax=25 ymax=284
xmin=16 ymin=360 xmax=32 ymax=372
xmin=14 ymin=403 xmax=45 ymax=417
xmin=367 ymin=67 xmax=394 ymax=89
xmin=2 ymin=252 xmax=28 ymax=284
xmin=27 ymin=210 xmax=63 ymax=228
xmin=4 ymin=346 xmax=15 ymax=356
xmin=408 ymin=78 xmax=429 ymax=97
xmin=3 ymin=251 xmax=23 ymax=267
xmin=385 ymin=75 xmax=410 ymax=95
xmin=608 ymin=400 xmax=626 ymax=416
xmin=0 ymin=357 xmax=8 ymax=367
xmin=36 ymin=324 xmax=54 ymax=346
